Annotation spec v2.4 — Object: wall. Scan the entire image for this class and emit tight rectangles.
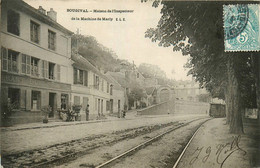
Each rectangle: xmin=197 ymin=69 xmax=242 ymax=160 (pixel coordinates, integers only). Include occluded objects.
xmin=111 ymin=89 xmax=125 ymax=114
xmin=137 ymin=100 xmax=175 ymax=115
xmin=71 ymin=70 xmax=111 ymax=121
xmin=137 ymin=100 xmax=209 ymax=115
xmin=174 ymin=100 xmax=210 ymax=115
xmin=1 ymin=6 xmax=72 ymax=85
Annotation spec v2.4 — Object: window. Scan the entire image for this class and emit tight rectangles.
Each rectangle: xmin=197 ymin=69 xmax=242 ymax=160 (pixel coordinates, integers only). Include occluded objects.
xmin=30 ymin=21 xmax=40 ymax=44
xmin=110 ymin=85 xmax=113 ymax=95
xmin=61 ymin=94 xmax=68 ymax=110
xmin=95 ymin=76 xmax=99 ymax=89
xmin=49 ymin=62 xmax=55 ymax=80
xmin=8 ymin=88 xmax=20 ymax=109
xmin=48 ymin=30 xmax=56 ymax=50
xmin=7 ymin=50 xmax=19 ymax=73
xmin=21 ymin=54 xmax=31 ymax=74
xmin=73 ymin=68 xmax=83 ymax=84
xmin=31 ymin=91 xmax=41 ymax=110
xmin=1 ymin=47 xmax=7 ymax=71
xmin=84 ymin=71 xmax=88 ymax=86
xmin=31 ymin=57 xmax=39 ymax=77
xmin=7 ymin=10 xmax=20 ymax=36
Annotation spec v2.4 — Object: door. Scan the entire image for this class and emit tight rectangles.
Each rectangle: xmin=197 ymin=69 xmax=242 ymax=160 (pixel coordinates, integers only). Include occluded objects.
xmin=118 ymin=100 xmax=120 ymax=113
xmin=98 ymin=99 xmax=100 ymax=115
xmin=49 ymin=92 xmax=56 ymax=117
xmin=83 ymin=97 xmax=89 ymax=111
xmin=101 ymin=99 xmax=103 ymax=114
xmin=110 ymin=99 xmax=113 ymax=113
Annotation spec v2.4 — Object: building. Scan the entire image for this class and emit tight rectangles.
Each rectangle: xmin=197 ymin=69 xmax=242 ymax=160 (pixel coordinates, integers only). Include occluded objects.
xmin=71 ymin=54 xmax=113 ymax=120
xmin=106 ymin=71 xmax=129 ymax=109
xmin=105 ymin=73 xmax=126 ymax=116
xmin=175 ymin=82 xmax=209 ymax=102
xmin=1 ymin=0 xmax=73 ymax=124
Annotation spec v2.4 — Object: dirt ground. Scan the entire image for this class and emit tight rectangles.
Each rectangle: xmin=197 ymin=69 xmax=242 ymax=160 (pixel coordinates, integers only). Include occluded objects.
xmin=54 ymin=118 xmax=209 ymax=168
xmin=176 ymin=118 xmax=254 ymax=168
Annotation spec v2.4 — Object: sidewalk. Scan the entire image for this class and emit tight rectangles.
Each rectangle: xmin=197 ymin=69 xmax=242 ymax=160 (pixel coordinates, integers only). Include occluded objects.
xmin=1 ymin=110 xmax=180 ymax=132
xmin=1 ymin=114 xmax=207 ymax=155
xmin=176 ymin=118 xmax=260 ymax=168
xmin=0 ymin=110 xmax=138 ymax=132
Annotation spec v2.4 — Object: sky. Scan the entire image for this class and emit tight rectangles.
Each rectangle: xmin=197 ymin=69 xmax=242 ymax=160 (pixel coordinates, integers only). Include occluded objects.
xmin=24 ymin=0 xmax=192 ymax=80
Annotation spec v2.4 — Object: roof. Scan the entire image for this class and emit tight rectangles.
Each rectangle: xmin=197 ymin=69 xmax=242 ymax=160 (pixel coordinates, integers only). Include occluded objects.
xmin=105 ymin=73 xmax=124 ymax=91
xmin=72 ymin=54 xmax=111 ymax=82
xmin=4 ymin=0 xmax=73 ymax=35
xmin=107 ymin=71 xmax=129 ymax=88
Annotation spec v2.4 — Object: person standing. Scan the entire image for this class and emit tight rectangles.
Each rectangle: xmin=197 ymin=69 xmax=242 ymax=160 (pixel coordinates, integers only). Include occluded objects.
xmin=85 ymin=104 xmax=89 ymax=121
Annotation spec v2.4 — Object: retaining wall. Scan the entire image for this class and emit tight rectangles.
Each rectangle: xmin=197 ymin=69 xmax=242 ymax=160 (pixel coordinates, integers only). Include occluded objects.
xmin=137 ymin=100 xmax=210 ymax=115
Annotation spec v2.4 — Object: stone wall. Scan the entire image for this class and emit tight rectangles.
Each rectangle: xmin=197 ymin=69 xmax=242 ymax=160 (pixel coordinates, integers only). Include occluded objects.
xmin=137 ymin=100 xmax=175 ymax=115
xmin=137 ymin=100 xmax=209 ymax=115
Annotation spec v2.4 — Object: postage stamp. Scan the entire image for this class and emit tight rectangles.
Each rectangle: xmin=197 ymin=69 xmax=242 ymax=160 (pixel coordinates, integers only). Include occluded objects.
xmin=224 ymin=4 xmax=260 ymax=52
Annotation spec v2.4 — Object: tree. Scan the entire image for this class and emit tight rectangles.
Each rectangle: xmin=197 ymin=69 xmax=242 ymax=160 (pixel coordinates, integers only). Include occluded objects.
xmin=145 ymin=1 xmax=259 ymax=133
xmin=138 ymin=63 xmax=166 ymax=78
xmin=71 ymin=34 xmax=121 ymax=72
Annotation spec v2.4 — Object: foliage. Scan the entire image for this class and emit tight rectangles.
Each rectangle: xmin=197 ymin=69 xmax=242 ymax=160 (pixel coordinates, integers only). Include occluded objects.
xmin=138 ymin=63 xmax=166 ymax=78
xmin=145 ymin=1 xmax=258 ymax=133
xmin=72 ymin=34 xmax=122 ymax=72
xmin=127 ymin=87 xmax=146 ymax=108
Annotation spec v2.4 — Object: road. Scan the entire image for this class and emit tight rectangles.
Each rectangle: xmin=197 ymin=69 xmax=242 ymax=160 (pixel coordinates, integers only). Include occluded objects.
xmin=1 ymin=114 xmax=208 ymax=167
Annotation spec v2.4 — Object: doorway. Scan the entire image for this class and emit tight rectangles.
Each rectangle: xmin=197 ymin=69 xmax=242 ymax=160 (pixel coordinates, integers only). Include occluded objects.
xmin=110 ymin=99 xmax=113 ymax=113
xmin=49 ymin=92 xmax=56 ymax=117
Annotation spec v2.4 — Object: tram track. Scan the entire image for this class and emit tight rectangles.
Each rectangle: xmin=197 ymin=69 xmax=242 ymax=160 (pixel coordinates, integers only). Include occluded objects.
xmin=2 ymin=116 xmax=209 ymax=168
xmin=94 ymin=117 xmax=211 ymax=168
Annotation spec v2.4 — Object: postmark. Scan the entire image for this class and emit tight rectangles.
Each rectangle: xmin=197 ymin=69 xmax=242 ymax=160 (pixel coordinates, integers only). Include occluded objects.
xmin=224 ymin=4 xmax=260 ymax=52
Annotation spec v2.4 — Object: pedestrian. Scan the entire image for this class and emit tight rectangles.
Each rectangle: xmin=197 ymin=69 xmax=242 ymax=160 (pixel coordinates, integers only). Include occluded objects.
xmin=85 ymin=104 xmax=89 ymax=121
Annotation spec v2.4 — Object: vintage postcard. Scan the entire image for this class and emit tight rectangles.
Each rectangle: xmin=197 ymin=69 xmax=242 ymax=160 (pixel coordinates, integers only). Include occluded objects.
xmin=1 ymin=0 xmax=259 ymax=168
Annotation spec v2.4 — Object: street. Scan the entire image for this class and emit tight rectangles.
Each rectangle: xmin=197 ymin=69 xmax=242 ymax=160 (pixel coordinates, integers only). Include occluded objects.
xmin=1 ymin=114 xmax=207 ymax=167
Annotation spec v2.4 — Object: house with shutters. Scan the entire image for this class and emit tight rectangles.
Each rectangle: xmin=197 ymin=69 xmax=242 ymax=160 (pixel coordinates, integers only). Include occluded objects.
xmin=71 ymin=54 xmax=114 ymax=120
xmin=1 ymin=0 xmax=73 ymax=124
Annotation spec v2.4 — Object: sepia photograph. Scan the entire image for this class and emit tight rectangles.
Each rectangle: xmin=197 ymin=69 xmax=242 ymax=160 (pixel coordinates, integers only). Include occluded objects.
xmin=0 ymin=0 xmax=259 ymax=167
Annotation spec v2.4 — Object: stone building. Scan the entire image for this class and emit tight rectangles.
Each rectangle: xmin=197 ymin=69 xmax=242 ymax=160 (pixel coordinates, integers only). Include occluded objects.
xmin=1 ymin=0 xmax=73 ymax=124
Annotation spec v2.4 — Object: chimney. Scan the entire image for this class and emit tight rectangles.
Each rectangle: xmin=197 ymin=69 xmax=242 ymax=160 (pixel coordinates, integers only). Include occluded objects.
xmin=38 ymin=6 xmax=46 ymax=15
xmin=47 ymin=8 xmax=57 ymax=21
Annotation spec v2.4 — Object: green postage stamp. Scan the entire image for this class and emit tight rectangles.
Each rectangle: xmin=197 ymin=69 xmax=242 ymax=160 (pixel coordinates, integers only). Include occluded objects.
xmin=224 ymin=4 xmax=260 ymax=52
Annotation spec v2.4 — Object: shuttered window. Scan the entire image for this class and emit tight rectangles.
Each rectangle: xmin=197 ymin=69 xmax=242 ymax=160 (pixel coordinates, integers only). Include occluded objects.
xmin=42 ymin=60 xmax=48 ymax=78
xmin=26 ymin=55 xmax=31 ymax=74
xmin=56 ymin=64 xmax=60 ymax=81
xmin=21 ymin=54 xmax=30 ymax=74
xmin=1 ymin=47 xmax=7 ymax=71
